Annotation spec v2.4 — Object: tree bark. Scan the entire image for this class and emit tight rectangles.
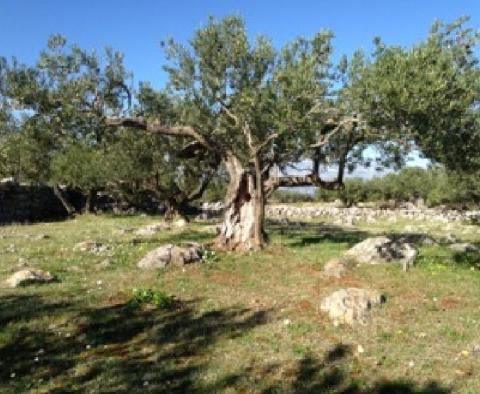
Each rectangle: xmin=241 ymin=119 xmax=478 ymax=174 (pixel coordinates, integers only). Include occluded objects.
xmin=83 ymin=189 xmax=96 ymax=214
xmin=215 ymin=153 xmax=264 ymax=251
xmin=52 ymin=184 xmax=76 ymax=217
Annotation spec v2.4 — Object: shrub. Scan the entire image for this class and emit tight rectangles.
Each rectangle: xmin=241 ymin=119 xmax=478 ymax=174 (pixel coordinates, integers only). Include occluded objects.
xmin=130 ymin=287 xmax=174 ymax=309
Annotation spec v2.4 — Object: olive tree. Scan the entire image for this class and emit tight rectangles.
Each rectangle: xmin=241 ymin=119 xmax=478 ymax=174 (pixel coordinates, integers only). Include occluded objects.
xmin=107 ymin=16 xmax=363 ymax=250
xmin=0 ymin=35 xmax=130 ymax=213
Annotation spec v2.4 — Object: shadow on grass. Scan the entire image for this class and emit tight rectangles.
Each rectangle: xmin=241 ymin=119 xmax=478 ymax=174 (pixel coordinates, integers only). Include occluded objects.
xmin=261 ymin=344 xmax=451 ymax=394
xmin=452 ymin=249 xmax=480 ymax=269
xmin=0 ymin=294 xmax=271 ymax=393
xmin=128 ymin=230 xmax=214 ymax=246
xmin=0 ymin=296 xmax=452 ymax=393
xmin=267 ymin=219 xmax=368 ymax=248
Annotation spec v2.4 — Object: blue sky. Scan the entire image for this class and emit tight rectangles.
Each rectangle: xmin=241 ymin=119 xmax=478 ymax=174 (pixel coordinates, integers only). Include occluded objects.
xmin=1 ymin=0 xmax=479 ymax=89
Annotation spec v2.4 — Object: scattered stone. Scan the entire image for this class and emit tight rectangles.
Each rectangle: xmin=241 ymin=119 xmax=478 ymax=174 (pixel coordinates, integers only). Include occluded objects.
xmin=113 ymin=228 xmax=134 ymax=236
xmin=323 ymin=258 xmax=349 ymax=278
xmin=344 ymin=236 xmax=417 ymax=269
xmin=95 ymin=259 xmax=111 ymax=270
xmin=137 ymin=242 xmax=203 ymax=269
xmin=134 ymin=223 xmax=170 ymax=236
xmin=23 ymin=233 xmax=50 ymax=240
xmin=174 ymin=218 xmax=187 ymax=228
xmin=73 ymin=241 xmax=109 ymax=254
xmin=444 ymin=233 xmax=458 ymax=243
xmin=357 ymin=344 xmax=365 ymax=354
xmin=397 ymin=233 xmax=437 ymax=245
xmin=17 ymin=257 xmax=29 ymax=268
xmin=5 ymin=269 xmax=55 ymax=288
xmin=449 ymin=243 xmax=478 ymax=253
xmin=319 ymin=288 xmax=384 ymax=326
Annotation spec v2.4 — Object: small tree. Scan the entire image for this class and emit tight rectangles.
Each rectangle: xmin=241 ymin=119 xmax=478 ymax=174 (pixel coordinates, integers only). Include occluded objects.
xmin=0 ymin=35 xmax=130 ymax=213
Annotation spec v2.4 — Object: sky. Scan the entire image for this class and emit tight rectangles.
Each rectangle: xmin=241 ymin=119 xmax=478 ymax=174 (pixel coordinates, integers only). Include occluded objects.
xmin=1 ymin=0 xmax=478 ymax=89
xmin=1 ymin=0 xmax=478 ymax=181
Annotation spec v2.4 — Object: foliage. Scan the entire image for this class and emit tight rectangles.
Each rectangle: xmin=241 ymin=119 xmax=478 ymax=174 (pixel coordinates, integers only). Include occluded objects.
xmin=270 ymin=189 xmax=315 ymax=203
xmin=130 ymin=287 xmax=174 ymax=309
xmin=50 ymin=144 xmax=110 ymax=191
xmin=314 ymin=167 xmax=480 ymax=206
xmin=0 ymin=35 xmax=130 ymax=184
xmin=348 ymin=17 xmax=480 ymax=174
xmin=201 ymin=249 xmax=219 ymax=264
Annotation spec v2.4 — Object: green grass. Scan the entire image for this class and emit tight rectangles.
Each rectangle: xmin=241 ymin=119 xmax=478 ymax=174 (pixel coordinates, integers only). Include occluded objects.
xmin=0 ymin=213 xmax=479 ymax=393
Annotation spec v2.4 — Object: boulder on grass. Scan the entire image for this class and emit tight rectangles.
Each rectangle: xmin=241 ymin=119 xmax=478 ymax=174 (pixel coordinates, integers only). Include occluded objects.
xmin=5 ymin=269 xmax=54 ymax=288
xmin=323 ymin=258 xmax=350 ymax=278
xmin=134 ymin=222 xmax=171 ymax=236
xmin=320 ymin=288 xmax=384 ymax=326
xmin=138 ymin=242 xmax=203 ymax=269
xmin=449 ymin=243 xmax=478 ymax=253
xmin=73 ymin=241 xmax=109 ymax=254
xmin=344 ymin=236 xmax=417 ymax=268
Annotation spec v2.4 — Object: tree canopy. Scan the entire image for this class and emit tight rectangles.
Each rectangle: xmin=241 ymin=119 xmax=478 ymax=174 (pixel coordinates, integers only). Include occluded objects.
xmin=1 ymin=15 xmax=479 ymax=249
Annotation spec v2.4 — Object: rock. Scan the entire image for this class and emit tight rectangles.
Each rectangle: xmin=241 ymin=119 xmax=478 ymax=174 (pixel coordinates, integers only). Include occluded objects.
xmin=344 ymin=236 xmax=417 ymax=268
xmin=17 ymin=257 xmax=29 ymax=268
xmin=332 ymin=199 xmax=344 ymax=208
xmin=73 ymin=241 xmax=109 ymax=254
xmin=323 ymin=258 xmax=349 ymax=278
xmin=137 ymin=242 xmax=203 ymax=269
xmin=397 ymin=233 xmax=437 ymax=246
xmin=174 ymin=218 xmax=187 ymax=228
xmin=114 ymin=228 xmax=134 ymax=236
xmin=5 ymin=269 xmax=54 ymax=288
xmin=24 ymin=233 xmax=50 ymax=240
xmin=449 ymin=243 xmax=478 ymax=253
xmin=134 ymin=223 xmax=170 ymax=236
xmin=95 ymin=259 xmax=111 ymax=270
xmin=443 ymin=233 xmax=458 ymax=243
xmin=320 ymin=288 xmax=384 ymax=326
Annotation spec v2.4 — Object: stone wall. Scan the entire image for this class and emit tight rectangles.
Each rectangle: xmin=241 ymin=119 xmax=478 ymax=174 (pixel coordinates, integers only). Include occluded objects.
xmin=0 ymin=182 xmax=68 ymax=224
xmin=266 ymin=203 xmax=480 ymax=225
xmin=0 ymin=182 xmax=169 ymax=224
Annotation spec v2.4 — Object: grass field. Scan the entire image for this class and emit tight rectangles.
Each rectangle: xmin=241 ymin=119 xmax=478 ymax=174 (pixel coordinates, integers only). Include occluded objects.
xmin=1 ymin=212 xmax=479 ymax=393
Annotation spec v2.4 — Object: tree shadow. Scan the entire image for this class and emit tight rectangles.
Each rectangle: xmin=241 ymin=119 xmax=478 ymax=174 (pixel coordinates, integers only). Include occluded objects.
xmin=0 ymin=294 xmax=272 ymax=393
xmin=267 ymin=219 xmax=369 ymax=248
xmin=0 ymin=295 xmax=455 ymax=393
xmin=452 ymin=248 xmax=480 ymax=269
xmin=261 ymin=343 xmax=451 ymax=394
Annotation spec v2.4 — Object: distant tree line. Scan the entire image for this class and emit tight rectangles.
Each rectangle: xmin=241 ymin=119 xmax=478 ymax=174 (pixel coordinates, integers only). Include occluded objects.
xmin=271 ymin=167 xmax=480 ymax=207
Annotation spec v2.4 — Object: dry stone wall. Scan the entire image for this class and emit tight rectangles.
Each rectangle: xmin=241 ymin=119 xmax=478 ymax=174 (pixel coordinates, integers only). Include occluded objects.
xmin=266 ymin=203 xmax=480 ymax=225
xmin=0 ymin=181 xmax=68 ymax=224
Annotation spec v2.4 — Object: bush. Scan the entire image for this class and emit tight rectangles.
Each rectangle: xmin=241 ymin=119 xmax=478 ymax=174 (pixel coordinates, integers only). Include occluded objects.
xmin=130 ymin=287 xmax=175 ymax=309
xmin=314 ymin=167 xmax=480 ymax=207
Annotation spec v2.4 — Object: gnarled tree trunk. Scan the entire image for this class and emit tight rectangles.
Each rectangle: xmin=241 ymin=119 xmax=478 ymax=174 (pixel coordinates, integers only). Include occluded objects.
xmin=52 ymin=184 xmax=76 ymax=217
xmin=215 ymin=153 xmax=265 ymax=251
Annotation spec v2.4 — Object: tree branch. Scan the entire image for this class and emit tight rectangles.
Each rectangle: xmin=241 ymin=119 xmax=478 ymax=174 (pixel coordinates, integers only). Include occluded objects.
xmin=310 ymin=115 xmax=359 ymax=148
xmin=105 ymin=116 xmax=215 ymax=151
xmin=264 ymin=173 xmax=343 ymax=195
